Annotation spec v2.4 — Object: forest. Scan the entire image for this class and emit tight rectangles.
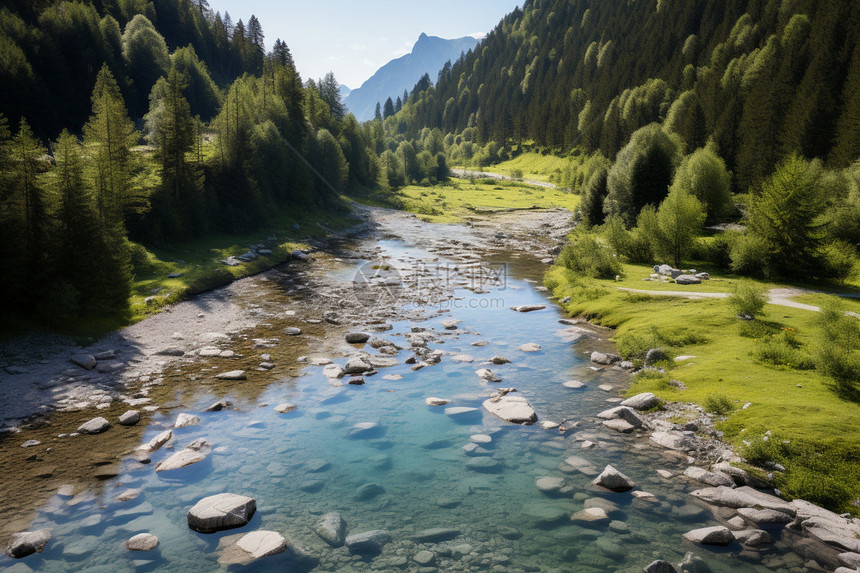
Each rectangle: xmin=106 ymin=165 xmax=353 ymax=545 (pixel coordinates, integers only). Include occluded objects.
xmin=0 ymin=0 xmax=394 ymax=327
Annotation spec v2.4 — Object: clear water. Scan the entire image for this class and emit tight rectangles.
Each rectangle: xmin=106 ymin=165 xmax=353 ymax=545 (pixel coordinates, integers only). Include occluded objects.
xmin=1 ymin=238 xmax=808 ymax=572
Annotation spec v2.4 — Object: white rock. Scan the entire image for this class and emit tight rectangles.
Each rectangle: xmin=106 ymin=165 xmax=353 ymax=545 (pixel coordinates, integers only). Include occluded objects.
xmin=235 ymin=530 xmax=288 ymax=559
xmin=6 ymin=529 xmax=52 ymax=558
xmin=216 ymin=370 xmax=247 ymax=381
xmin=425 ymin=397 xmax=450 ymax=406
xmin=118 ymin=410 xmax=140 ymax=426
xmin=650 ymin=431 xmax=691 ymax=451
xmin=155 ymin=449 xmax=206 ymax=472
xmin=482 ymin=390 xmax=537 ymax=425
xmin=139 ymin=430 xmax=172 ymax=453
xmin=563 ymin=380 xmax=585 ymax=389
xmin=518 ymin=343 xmax=542 ymax=352
xmin=620 ymin=392 xmax=659 ymax=411
xmin=683 ymin=466 xmax=734 ymax=487
xmin=571 ymin=507 xmax=609 ymax=522
xmin=125 ymin=533 xmax=158 ymax=551
xmin=274 ymin=403 xmax=297 ymax=414
xmin=682 ymin=526 xmax=734 ymax=545
xmin=174 ymin=413 xmax=200 ymax=429
xmin=315 ymin=512 xmax=346 ymax=547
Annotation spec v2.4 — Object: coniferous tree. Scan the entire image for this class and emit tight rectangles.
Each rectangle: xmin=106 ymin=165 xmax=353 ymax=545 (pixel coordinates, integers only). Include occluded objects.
xmin=83 ymin=65 xmax=137 ymax=227
xmin=383 ymin=97 xmax=395 ymax=119
xmin=374 ymin=102 xmax=382 ymax=121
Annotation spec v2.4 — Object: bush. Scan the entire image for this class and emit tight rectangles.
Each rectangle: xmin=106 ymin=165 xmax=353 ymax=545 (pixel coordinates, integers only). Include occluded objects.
xmin=729 ymin=232 xmax=771 ymax=277
xmin=815 ymin=305 xmax=860 ymax=399
xmin=510 ymin=168 xmax=524 ymax=180
xmin=670 ymin=147 xmax=733 ymax=222
xmin=753 ymin=329 xmax=815 ymax=370
xmin=704 ymin=393 xmax=733 ymax=415
xmin=728 ymin=280 xmax=768 ymax=319
xmin=559 ymin=233 xmax=622 ymax=279
xmin=821 ymin=241 xmax=858 ymax=282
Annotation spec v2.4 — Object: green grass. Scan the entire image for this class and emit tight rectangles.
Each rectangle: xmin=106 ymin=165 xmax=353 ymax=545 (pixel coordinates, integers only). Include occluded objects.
xmin=491 ymin=152 xmax=574 ymax=183
xmin=545 ymin=262 xmax=860 ymax=512
xmin=391 ymin=177 xmax=579 ymax=223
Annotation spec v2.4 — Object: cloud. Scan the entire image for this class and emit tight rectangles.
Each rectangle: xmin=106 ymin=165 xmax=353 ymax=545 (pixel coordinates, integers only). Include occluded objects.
xmin=469 ymin=32 xmax=487 ymax=39
xmin=392 ymin=40 xmax=413 ymax=57
xmin=350 ymin=44 xmax=367 ymax=51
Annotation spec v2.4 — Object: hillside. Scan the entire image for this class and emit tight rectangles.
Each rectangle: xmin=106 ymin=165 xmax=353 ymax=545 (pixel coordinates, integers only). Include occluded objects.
xmin=397 ymin=0 xmax=860 ymax=191
xmin=344 ymin=32 xmax=478 ymax=122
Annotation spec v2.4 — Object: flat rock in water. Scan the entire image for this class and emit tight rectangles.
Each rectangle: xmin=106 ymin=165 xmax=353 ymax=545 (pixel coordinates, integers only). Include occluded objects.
xmin=187 ymin=493 xmax=256 ymax=533
xmin=571 ymin=507 xmax=609 ymax=523
xmin=518 ymin=343 xmax=542 ymax=352
xmin=733 ymin=528 xmax=773 ymax=547
xmin=126 ymin=533 xmax=158 ymax=551
xmin=216 ymin=370 xmax=246 ymax=381
xmin=597 ymin=406 xmax=645 ymax=428
xmin=511 ymin=304 xmax=546 ymax=312
xmin=234 ymin=530 xmax=287 ymax=560
xmin=466 ymin=457 xmax=502 ymax=472
xmin=118 ymin=410 xmax=140 ymax=426
xmin=314 ymin=512 xmax=346 ymax=547
xmin=71 ymin=354 xmax=97 ymax=370
xmin=563 ymin=380 xmax=585 ymax=389
xmin=683 ymin=466 xmax=734 ymax=487
xmin=349 ymin=422 xmax=381 ymax=438
xmin=621 ymin=392 xmax=659 ymax=411
xmin=451 ymin=354 xmax=475 ymax=363
xmin=413 ymin=528 xmax=460 ymax=543
xmin=355 ymin=483 xmax=385 ymax=500
xmin=592 ymin=465 xmax=635 ymax=492
xmin=682 ymin=526 xmax=734 ymax=546
xmin=535 ymin=476 xmax=565 ymax=494
xmin=801 ymin=516 xmax=860 ymax=553
xmin=77 ymin=417 xmax=110 ymax=434
xmin=445 ymin=406 xmax=479 ymax=419
xmin=155 ymin=449 xmax=206 ymax=472
xmin=425 ymin=397 xmax=450 ymax=406
xmin=838 ymin=552 xmax=860 ymax=569
xmin=140 ymin=430 xmax=172 ymax=453
xmin=475 ymin=368 xmax=502 ymax=382
xmin=323 ymin=364 xmax=345 ymax=379
xmin=345 ymin=530 xmax=391 ymax=553
xmin=345 ymin=332 xmax=371 ymax=344
xmin=482 ymin=390 xmax=537 ymax=425
xmin=274 ymin=403 xmax=297 ymax=414
xmin=174 ymin=413 xmax=200 ymax=429
xmin=490 ymin=356 xmax=510 ymax=365
xmin=6 ymin=529 xmax=52 ymax=558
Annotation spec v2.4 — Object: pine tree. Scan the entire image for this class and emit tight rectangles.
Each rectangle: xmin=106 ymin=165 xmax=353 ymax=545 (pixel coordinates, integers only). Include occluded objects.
xmin=83 ymin=64 xmax=137 ymax=228
xmin=374 ymin=102 xmax=382 ymax=121
xmin=318 ymin=72 xmax=345 ymax=123
xmin=383 ymin=97 xmax=395 ymax=119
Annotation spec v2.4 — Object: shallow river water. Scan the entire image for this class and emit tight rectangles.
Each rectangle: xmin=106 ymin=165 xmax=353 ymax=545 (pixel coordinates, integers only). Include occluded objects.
xmin=0 ymin=230 xmax=815 ymax=572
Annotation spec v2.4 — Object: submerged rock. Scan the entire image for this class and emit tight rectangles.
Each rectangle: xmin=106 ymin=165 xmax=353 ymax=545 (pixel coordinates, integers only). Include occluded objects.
xmin=155 ymin=449 xmax=207 ymax=473
xmin=518 ymin=343 xmax=542 ymax=352
xmin=218 ymin=530 xmax=288 ymax=565
xmin=173 ymin=413 xmax=200 ymax=429
xmin=187 ymin=493 xmax=256 ymax=533
xmin=314 ymin=512 xmax=346 ymax=547
xmin=644 ymin=560 xmax=679 ymax=573
xmin=274 ymin=403 xmax=297 ymax=414
xmin=345 ymin=530 xmax=391 ymax=553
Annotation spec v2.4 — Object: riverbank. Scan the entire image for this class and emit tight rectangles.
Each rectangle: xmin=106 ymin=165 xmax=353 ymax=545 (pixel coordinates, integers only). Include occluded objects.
xmin=545 ymin=261 xmax=860 ymax=515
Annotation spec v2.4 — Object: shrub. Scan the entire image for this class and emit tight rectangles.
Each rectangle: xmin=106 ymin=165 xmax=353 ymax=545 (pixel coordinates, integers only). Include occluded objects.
xmin=729 ymin=232 xmax=772 ymax=277
xmin=728 ymin=280 xmax=768 ymax=319
xmin=704 ymin=393 xmax=733 ymax=415
xmin=753 ymin=330 xmax=815 ymax=370
xmin=559 ymin=233 xmax=622 ymax=279
xmin=815 ymin=305 xmax=860 ymax=399
xmin=670 ymin=147 xmax=733 ymax=222
xmin=510 ymin=168 xmax=524 ymax=180
xmin=821 ymin=241 xmax=858 ymax=282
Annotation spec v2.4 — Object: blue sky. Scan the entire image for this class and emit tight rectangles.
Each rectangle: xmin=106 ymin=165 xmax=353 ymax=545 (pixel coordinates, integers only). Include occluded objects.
xmin=209 ymin=1 xmax=522 ymax=89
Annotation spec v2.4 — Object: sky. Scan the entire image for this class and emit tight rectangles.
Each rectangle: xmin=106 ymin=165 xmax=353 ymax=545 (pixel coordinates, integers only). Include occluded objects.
xmin=209 ymin=1 xmax=522 ymax=89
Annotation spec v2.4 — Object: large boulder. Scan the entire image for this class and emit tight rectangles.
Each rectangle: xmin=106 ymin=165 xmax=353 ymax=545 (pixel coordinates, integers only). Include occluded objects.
xmin=118 ymin=410 xmax=140 ymax=426
xmin=682 ymin=526 xmax=734 ymax=546
xmin=592 ymin=465 xmax=635 ymax=492
xmin=675 ymin=275 xmax=702 ymax=285
xmin=345 ymin=333 xmax=371 ymax=344
xmin=482 ymin=389 xmax=537 ymax=425
xmin=801 ymin=516 xmax=860 ymax=553
xmin=314 ymin=512 xmax=346 ymax=547
xmin=345 ymin=530 xmax=391 ymax=553
xmin=77 ymin=417 xmax=110 ymax=434
xmin=187 ymin=493 xmax=256 ymax=533
xmin=6 ymin=529 xmax=52 ymax=558
xmin=621 ymin=392 xmax=659 ymax=411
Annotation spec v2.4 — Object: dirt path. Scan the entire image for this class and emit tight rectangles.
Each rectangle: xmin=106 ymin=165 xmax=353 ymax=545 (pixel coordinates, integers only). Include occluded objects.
xmin=451 ymin=167 xmax=559 ymax=189
xmin=619 ymin=285 xmax=859 ymax=314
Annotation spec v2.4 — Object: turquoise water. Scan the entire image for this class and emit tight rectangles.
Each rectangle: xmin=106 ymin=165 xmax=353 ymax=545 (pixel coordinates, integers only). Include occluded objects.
xmin=1 ymin=239 xmax=809 ymax=572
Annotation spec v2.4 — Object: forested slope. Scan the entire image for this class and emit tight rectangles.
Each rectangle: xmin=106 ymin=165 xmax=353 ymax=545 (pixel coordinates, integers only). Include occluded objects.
xmin=397 ymin=0 xmax=860 ymax=190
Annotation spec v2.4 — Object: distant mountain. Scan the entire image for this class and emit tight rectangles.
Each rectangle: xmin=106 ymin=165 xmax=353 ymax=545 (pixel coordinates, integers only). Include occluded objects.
xmin=339 ymin=84 xmax=352 ymax=100
xmin=345 ymin=33 xmax=479 ymax=121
